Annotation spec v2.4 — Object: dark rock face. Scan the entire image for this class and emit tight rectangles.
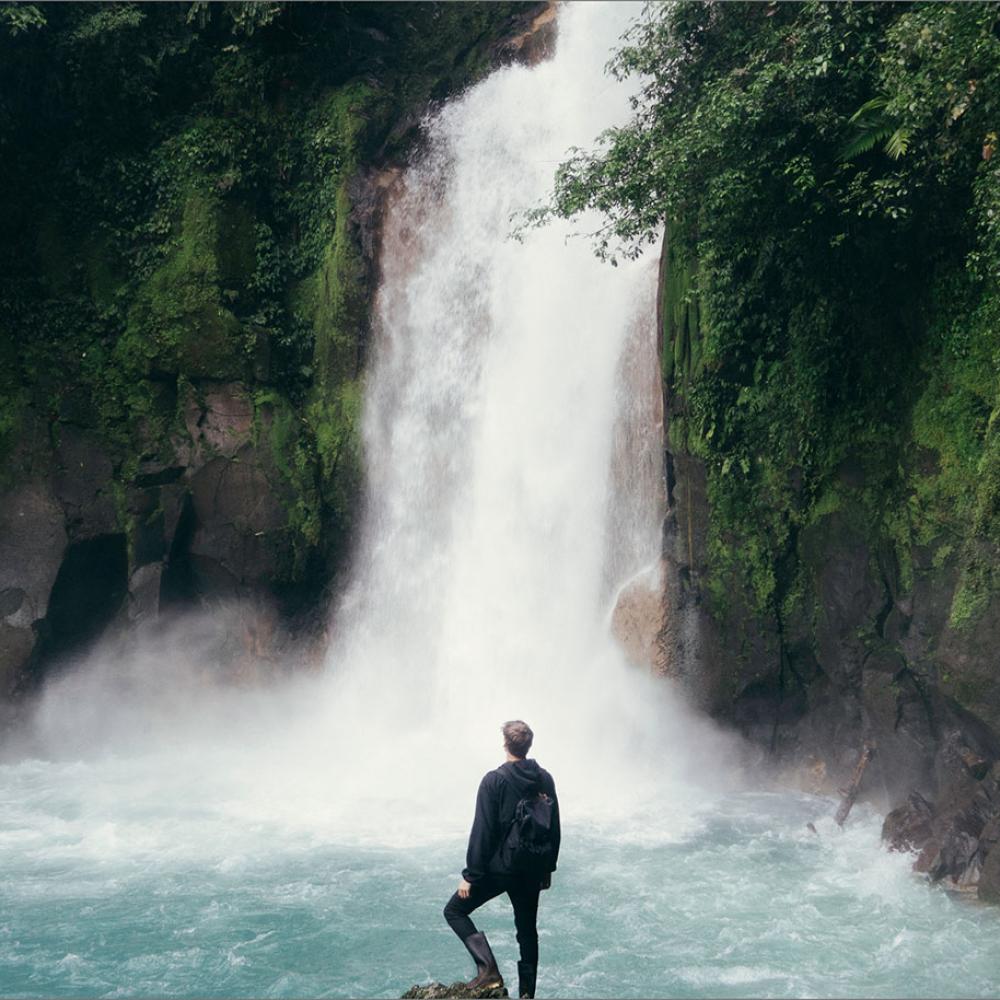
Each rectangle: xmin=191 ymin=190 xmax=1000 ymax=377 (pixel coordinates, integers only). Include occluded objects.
xmin=978 ymin=816 xmax=1000 ymax=902
xmin=883 ymin=792 xmax=935 ymax=853
xmin=0 ymin=481 xmax=67 ymax=695
xmin=34 ymin=533 xmax=129 ymax=667
xmin=52 ymin=426 xmax=117 ymax=540
xmin=882 ymin=764 xmax=1000 ymax=899
xmin=0 ymin=382 xmax=302 ymax=692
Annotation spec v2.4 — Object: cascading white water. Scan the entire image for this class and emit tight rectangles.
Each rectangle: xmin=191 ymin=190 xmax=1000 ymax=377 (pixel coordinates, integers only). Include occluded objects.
xmin=310 ymin=0 xmax=731 ymax=836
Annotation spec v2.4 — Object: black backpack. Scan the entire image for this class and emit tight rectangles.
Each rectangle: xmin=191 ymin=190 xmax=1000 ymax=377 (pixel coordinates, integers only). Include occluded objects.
xmin=497 ymin=770 xmax=556 ymax=876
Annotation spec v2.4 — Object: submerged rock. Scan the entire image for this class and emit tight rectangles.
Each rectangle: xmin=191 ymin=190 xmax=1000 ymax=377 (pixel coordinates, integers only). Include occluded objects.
xmin=401 ymin=983 xmax=508 ymax=999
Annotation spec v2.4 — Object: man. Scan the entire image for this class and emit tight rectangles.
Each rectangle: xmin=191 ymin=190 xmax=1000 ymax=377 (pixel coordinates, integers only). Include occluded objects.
xmin=443 ymin=720 xmax=560 ymax=999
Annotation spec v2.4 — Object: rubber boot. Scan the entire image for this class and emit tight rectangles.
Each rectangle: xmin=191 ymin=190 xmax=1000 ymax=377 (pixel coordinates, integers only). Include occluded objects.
xmin=517 ymin=961 xmax=537 ymax=998
xmin=463 ymin=931 xmax=504 ymax=990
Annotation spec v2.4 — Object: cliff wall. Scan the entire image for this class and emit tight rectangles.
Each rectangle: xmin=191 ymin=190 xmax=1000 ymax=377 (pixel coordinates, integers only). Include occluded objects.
xmin=657 ymin=223 xmax=1000 ymax=899
xmin=0 ymin=2 xmax=552 ymax=696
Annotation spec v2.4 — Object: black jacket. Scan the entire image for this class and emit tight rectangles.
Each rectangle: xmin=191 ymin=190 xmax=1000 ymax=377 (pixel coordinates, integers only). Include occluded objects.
xmin=462 ymin=758 xmax=561 ymax=884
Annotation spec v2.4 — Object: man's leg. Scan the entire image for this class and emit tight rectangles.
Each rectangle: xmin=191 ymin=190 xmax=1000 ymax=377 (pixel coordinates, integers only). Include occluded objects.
xmin=507 ymin=877 xmax=541 ymax=996
xmin=443 ymin=877 xmax=508 ymax=988
xmin=506 ymin=878 xmax=541 ymax=964
xmin=442 ymin=876 xmax=507 ymax=943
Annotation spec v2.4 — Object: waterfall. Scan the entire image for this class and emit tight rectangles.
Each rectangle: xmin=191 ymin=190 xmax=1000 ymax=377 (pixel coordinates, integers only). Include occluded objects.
xmin=310 ymin=0 xmax=728 ymax=840
xmin=19 ymin=0 xmax=733 ymax=851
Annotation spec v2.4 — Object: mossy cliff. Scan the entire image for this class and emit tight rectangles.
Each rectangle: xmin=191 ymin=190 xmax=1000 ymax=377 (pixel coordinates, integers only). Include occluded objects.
xmin=534 ymin=0 xmax=1000 ymax=893
xmin=0 ymin=2 xmax=551 ymax=693
xmin=660 ymin=224 xmax=1000 ymax=781
xmin=658 ymin=236 xmax=1000 ymax=896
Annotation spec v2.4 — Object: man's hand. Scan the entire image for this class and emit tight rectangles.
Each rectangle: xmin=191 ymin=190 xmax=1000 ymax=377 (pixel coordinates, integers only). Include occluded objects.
xmin=458 ymin=878 xmax=472 ymax=899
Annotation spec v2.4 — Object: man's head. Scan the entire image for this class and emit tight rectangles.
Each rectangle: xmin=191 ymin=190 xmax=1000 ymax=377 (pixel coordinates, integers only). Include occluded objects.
xmin=502 ymin=720 xmax=533 ymax=759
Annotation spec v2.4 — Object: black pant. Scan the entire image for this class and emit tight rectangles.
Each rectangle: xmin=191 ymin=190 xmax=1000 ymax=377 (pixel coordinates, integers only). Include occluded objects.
xmin=443 ymin=875 xmax=541 ymax=964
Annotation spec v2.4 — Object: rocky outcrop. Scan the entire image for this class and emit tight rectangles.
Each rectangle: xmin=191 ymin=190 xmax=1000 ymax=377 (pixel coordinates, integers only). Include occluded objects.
xmin=402 ymin=984 xmax=507 ymax=999
xmin=497 ymin=1 xmax=558 ymax=67
xmin=0 ymin=478 xmax=67 ymax=695
xmin=0 ymin=380 xmax=311 ymax=692
xmin=884 ymin=760 xmax=1000 ymax=901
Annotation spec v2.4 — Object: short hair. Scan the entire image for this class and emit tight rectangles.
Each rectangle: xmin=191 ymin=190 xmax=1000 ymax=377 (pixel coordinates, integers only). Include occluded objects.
xmin=502 ymin=720 xmax=533 ymax=758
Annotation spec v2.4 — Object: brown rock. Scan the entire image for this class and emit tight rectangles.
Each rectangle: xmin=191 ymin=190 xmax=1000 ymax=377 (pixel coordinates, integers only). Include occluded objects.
xmin=51 ymin=426 xmax=117 ymax=540
xmin=500 ymin=1 xmax=558 ymax=66
xmin=610 ymin=564 xmax=668 ymax=673
xmin=185 ymin=444 xmax=292 ymax=596
xmin=179 ymin=381 xmax=255 ymax=465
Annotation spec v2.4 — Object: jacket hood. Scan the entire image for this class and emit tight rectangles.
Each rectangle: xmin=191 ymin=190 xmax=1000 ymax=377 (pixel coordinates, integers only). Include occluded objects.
xmin=499 ymin=758 xmax=543 ymax=796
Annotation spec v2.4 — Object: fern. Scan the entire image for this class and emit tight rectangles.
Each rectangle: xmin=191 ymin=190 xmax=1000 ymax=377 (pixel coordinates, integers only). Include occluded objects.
xmin=885 ymin=127 xmax=911 ymax=159
xmin=840 ymin=96 xmax=911 ymax=161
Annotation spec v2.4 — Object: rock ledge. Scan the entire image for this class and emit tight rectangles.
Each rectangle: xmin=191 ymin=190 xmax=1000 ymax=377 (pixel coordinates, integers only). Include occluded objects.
xmin=402 ymin=983 xmax=508 ymax=999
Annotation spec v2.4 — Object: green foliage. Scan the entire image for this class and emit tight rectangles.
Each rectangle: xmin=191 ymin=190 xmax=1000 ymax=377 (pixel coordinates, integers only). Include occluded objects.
xmin=123 ymin=190 xmax=247 ymax=380
xmin=840 ymin=97 xmax=911 ymax=161
xmin=1 ymin=3 xmax=44 ymax=35
xmin=0 ymin=1 xmax=524 ymax=584
xmin=546 ymin=1 xmax=1000 ymax=625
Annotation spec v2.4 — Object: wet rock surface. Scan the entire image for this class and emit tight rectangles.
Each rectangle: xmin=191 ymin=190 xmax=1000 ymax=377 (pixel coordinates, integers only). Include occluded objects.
xmin=885 ymin=761 xmax=1000 ymax=898
xmin=0 ymin=382 xmax=307 ymax=694
xmin=402 ymin=984 xmax=508 ymax=999
xmin=0 ymin=480 xmax=68 ymax=694
xmin=610 ymin=563 xmax=670 ymax=674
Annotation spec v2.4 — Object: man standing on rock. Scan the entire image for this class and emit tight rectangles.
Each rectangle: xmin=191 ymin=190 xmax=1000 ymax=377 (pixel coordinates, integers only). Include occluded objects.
xmin=443 ymin=720 xmax=560 ymax=999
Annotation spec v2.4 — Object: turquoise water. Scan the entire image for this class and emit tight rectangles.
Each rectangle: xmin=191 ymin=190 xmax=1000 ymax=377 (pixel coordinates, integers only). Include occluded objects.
xmin=4 ymin=754 xmax=1000 ymax=999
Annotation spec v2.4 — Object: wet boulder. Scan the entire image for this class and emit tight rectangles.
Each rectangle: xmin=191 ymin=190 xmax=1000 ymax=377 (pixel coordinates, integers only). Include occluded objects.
xmin=977 ymin=815 xmax=1000 ymax=903
xmin=891 ymin=761 xmax=1000 ymax=892
xmin=882 ymin=791 xmax=935 ymax=854
xmin=402 ymin=984 xmax=507 ymax=999
xmin=610 ymin=563 xmax=669 ymax=674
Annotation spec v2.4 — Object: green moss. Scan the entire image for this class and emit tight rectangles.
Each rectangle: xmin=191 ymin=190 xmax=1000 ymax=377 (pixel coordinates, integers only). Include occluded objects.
xmin=808 ymin=486 xmax=843 ymax=523
xmin=253 ymin=390 xmax=322 ymax=576
xmin=949 ymin=564 xmax=993 ymax=631
xmin=661 ymin=231 xmax=703 ymax=394
xmin=122 ymin=190 xmax=246 ymax=380
xmin=308 ymin=377 xmax=362 ymax=504
xmin=216 ymin=203 xmax=257 ymax=294
xmin=310 ymin=180 xmax=367 ymax=389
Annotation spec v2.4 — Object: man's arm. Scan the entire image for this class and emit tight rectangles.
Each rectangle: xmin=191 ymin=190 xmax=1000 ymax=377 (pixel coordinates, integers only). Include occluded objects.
xmin=546 ymin=773 xmax=560 ymax=886
xmin=461 ymin=773 xmax=500 ymax=889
